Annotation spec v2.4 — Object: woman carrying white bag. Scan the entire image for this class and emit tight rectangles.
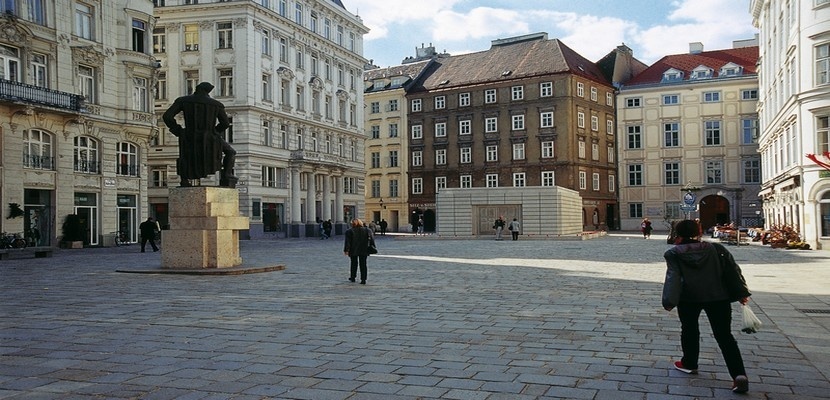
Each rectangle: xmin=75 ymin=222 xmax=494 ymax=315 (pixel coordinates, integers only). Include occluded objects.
xmin=662 ymin=219 xmax=753 ymax=394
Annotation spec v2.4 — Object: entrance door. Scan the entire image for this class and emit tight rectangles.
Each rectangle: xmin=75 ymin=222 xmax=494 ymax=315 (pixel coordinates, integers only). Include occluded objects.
xmin=24 ymin=189 xmax=51 ymax=246
xmin=74 ymin=192 xmax=98 ymax=245
xmin=116 ymin=194 xmax=137 ymax=243
xmin=699 ymin=195 xmax=729 ymax=232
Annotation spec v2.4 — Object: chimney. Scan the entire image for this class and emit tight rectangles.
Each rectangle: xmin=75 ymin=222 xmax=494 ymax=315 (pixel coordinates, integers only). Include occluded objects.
xmin=689 ymin=42 xmax=704 ymax=54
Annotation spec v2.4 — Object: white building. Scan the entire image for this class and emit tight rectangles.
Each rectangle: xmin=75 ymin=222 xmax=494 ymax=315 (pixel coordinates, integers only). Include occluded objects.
xmin=751 ymin=0 xmax=830 ymax=249
xmin=150 ymin=0 xmax=369 ymax=238
xmin=0 ymin=1 xmax=157 ymax=247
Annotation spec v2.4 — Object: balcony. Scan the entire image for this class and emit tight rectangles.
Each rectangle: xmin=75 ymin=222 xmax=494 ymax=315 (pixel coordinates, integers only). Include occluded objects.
xmin=289 ymin=150 xmax=347 ymax=167
xmin=0 ymin=79 xmax=85 ymax=113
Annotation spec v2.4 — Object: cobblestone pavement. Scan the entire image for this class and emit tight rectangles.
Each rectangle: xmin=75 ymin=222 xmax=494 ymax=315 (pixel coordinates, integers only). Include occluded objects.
xmin=1 ymin=233 xmax=829 ymax=399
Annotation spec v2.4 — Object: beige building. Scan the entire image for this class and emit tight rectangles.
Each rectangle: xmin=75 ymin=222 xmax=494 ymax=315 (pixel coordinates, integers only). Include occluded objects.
xmin=150 ymin=0 xmax=368 ymax=238
xmin=0 ymin=1 xmax=157 ymax=247
xmin=752 ymin=0 xmax=830 ymax=249
xmin=617 ymin=41 xmax=760 ymax=232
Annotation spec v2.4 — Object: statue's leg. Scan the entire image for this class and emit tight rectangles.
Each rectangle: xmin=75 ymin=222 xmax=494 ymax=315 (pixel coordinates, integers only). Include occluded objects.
xmin=179 ymin=176 xmax=192 ymax=187
xmin=219 ymin=141 xmax=238 ymax=187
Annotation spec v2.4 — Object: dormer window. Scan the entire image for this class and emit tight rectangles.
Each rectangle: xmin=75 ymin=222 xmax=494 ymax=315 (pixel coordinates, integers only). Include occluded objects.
xmin=719 ymin=62 xmax=743 ymax=77
xmin=691 ymin=65 xmax=713 ymax=80
xmin=662 ymin=68 xmax=683 ymax=82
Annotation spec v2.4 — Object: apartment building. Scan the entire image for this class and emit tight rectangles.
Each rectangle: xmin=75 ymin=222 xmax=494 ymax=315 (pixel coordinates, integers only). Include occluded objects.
xmin=363 ymin=59 xmax=433 ymax=232
xmin=150 ymin=0 xmax=368 ymax=238
xmin=617 ymin=42 xmax=760 ymax=232
xmin=752 ymin=0 xmax=830 ymax=249
xmin=0 ymin=0 xmax=157 ymax=246
xmin=405 ymin=33 xmax=619 ymax=232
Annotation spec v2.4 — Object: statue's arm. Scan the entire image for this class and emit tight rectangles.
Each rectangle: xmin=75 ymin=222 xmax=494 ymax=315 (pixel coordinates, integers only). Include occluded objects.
xmin=215 ymin=105 xmax=230 ymax=133
xmin=162 ymin=101 xmax=184 ymax=136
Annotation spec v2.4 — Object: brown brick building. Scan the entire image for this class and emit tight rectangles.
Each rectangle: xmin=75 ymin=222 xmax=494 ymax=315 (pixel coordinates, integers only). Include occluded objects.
xmin=405 ymin=33 xmax=626 ymax=232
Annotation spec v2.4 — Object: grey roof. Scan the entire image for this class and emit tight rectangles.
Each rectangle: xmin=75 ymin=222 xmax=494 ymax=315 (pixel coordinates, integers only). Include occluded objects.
xmin=364 ymin=60 xmax=433 ymax=92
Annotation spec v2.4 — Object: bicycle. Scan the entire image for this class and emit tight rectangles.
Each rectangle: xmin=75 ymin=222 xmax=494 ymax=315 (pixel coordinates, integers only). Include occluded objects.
xmin=1 ymin=232 xmax=27 ymax=249
xmin=111 ymin=231 xmax=130 ymax=246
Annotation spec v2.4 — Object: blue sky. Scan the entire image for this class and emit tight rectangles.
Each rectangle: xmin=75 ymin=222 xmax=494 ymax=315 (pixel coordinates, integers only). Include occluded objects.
xmin=344 ymin=0 xmax=757 ymax=68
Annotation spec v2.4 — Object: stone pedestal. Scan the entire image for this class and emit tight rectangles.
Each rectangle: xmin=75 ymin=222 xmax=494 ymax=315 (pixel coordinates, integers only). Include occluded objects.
xmin=162 ymin=187 xmax=249 ymax=269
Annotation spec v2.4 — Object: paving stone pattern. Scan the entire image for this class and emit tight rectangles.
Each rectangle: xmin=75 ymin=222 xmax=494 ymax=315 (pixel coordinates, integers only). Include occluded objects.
xmin=1 ymin=233 xmax=829 ymax=399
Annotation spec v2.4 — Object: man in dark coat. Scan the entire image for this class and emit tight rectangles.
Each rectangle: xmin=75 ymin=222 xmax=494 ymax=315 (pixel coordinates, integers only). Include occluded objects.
xmin=343 ymin=219 xmax=373 ymax=284
xmin=162 ymin=82 xmax=237 ymax=187
xmin=139 ymin=217 xmax=159 ymax=252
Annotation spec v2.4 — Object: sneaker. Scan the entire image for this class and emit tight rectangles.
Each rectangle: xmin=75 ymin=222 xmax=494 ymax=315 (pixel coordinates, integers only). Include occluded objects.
xmin=732 ymin=375 xmax=749 ymax=393
xmin=673 ymin=361 xmax=698 ymax=374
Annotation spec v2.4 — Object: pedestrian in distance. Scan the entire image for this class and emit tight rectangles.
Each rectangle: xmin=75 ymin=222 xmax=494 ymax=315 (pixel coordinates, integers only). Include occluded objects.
xmin=641 ymin=217 xmax=653 ymax=239
xmin=139 ymin=217 xmax=159 ymax=252
xmin=323 ymin=219 xmax=332 ymax=239
xmin=343 ymin=218 xmax=374 ymax=284
xmin=493 ymin=216 xmax=506 ymax=240
xmin=379 ymin=219 xmax=387 ymax=236
xmin=662 ymin=219 xmax=751 ymax=394
xmin=508 ymin=218 xmax=520 ymax=241
xmin=417 ymin=217 xmax=424 ymax=235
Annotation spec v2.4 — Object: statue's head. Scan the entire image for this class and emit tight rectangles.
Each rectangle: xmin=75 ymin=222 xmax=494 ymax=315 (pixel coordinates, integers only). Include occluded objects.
xmin=195 ymin=82 xmax=214 ymax=94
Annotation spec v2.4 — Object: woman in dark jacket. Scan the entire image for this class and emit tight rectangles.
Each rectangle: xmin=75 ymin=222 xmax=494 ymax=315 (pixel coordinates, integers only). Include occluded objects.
xmin=344 ymin=218 xmax=373 ymax=284
xmin=662 ymin=219 xmax=752 ymax=393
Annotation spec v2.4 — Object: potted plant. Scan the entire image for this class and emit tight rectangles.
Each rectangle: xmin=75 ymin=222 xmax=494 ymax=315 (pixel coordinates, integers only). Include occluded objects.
xmin=61 ymin=214 xmax=85 ymax=249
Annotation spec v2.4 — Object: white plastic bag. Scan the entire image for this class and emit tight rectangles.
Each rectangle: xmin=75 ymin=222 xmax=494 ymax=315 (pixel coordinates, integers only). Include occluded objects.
xmin=741 ymin=304 xmax=762 ymax=334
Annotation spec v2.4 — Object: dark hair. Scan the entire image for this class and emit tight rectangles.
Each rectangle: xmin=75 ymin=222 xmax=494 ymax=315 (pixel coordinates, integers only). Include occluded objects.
xmin=675 ymin=219 xmax=701 ymax=238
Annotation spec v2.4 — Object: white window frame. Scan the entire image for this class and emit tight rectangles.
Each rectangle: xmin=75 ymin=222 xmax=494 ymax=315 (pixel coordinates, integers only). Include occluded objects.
xmin=411 ymin=98 xmax=422 ymax=112
xmin=577 ymin=82 xmax=584 ymax=97
xmin=460 ymin=147 xmax=471 ymax=164
xmin=541 ymin=141 xmax=554 ymax=158
xmin=579 ymin=171 xmax=587 ymax=190
xmin=511 ymin=85 xmax=524 ymax=101
xmin=513 ymin=173 xmax=526 ymax=188
xmin=540 ymin=111 xmax=554 ymax=128
xmin=435 ymin=149 xmax=446 ymax=165
xmin=434 ymin=122 xmax=447 ymax=137
xmin=411 ymin=150 xmax=422 ymax=166
xmin=434 ymin=95 xmax=445 ymax=109
xmin=460 ymin=175 xmax=472 ymax=188
xmin=459 ymin=92 xmax=471 ymax=107
xmin=411 ymin=124 xmax=423 ymax=139
xmin=541 ymin=171 xmax=555 ymax=187
xmin=486 ymin=145 xmax=498 ymax=162
xmin=459 ymin=120 xmax=471 ymax=135
xmin=512 ymin=115 xmax=525 ymax=131
xmin=540 ymin=82 xmax=553 ymax=97
xmin=484 ymin=89 xmax=496 ymax=104
xmin=486 ymin=173 xmax=499 ymax=188
xmin=412 ymin=178 xmax=423 ymax=194
xmin=592 ymin=173 xmax=600 ymax=191
xmin=512 ymin=143 xmax=525 ymax=160
xmin=485 ymin=117 xmax=497 ymax=133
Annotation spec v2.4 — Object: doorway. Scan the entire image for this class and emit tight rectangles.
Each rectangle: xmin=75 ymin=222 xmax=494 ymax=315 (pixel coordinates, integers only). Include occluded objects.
xmin=74 ymin=192 xmax=98 ymax=246
xmin=699 ymin=194 xmax=729 ymax=232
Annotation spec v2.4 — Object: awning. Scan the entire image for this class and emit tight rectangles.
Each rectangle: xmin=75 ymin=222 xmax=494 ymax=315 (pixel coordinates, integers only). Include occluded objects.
xmin=774 ymin=177 xmax=798 ymax=191
xmin=758 ymin=187 xmax=773 ymax=197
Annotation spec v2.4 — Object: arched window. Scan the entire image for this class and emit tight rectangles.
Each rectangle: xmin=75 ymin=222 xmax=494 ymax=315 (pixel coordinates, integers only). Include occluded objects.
xmin=74 ymin=136 xmax=99 ymax=173
xmin=117 ymin=142 xmax=139 ymax=176
xmin=23 ymin=129 xmax=52 ymax=170
xmin=819 ymin=191 xmax=830 ymax=237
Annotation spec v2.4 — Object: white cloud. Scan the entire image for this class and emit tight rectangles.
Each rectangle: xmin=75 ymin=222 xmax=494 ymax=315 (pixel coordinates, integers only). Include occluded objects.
xmin=430 ymin=7 xmax=528 ymax=42
xmin=536 ymin=12 xmax=639 ymax=61
xmin=346 ymin=0 xmax=463 ymax=40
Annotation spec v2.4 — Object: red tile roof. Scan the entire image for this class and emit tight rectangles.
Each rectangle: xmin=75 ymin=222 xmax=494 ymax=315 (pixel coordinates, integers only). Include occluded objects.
xmin=625 ymin=46 xmax=758 ymax=86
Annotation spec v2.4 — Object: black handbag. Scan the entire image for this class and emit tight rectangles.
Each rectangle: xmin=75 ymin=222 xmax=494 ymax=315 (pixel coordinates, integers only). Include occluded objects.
xmin=368 ymin=240 xmax=378 ymax=254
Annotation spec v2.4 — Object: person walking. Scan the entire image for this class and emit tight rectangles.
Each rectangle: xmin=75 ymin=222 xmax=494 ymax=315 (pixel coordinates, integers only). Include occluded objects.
xmin=493 ymin=216 xmax=506 ymax=240
xmin=641 ymin=217 xmax=653 ymax=239
xmin=417 ymin=217 xmax=424 ymax=235
xmin=662 ymin=219 xmax=752 ymax=394
xmin=323 ymin=219 xmax=332 ymax=239
xmin=139 ymin=217 xmax=159 ymax=253
xmin=379 ymin=219 xmax=387 ymax=236
xmin=508 ymin=218 xmax=520 ymax=241
xmin=343 ymin=218 xmax=373 ymax=284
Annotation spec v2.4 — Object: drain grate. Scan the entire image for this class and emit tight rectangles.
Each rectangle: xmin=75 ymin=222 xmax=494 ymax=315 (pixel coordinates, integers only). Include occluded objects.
xmin=798 ymin=309 xmax=830 ymax=314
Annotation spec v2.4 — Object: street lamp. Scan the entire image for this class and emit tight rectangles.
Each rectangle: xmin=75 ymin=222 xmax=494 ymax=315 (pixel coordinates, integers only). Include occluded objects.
xmin=378 ymin=198 xmax=384 ymax=221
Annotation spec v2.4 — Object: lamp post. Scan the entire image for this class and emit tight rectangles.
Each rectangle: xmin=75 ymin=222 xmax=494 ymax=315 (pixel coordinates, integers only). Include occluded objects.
xmin=378 ymin=198 xmax=384 ymax=221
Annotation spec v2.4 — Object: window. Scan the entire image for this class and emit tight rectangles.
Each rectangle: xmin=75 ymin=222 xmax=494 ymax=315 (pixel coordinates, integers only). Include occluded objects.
xmin=511 ymin=85 xmax=524 ymax=100
xmin=513 ymin=143 xmax=525 ymax=160
xmin=590 ymin=87 xmax=597 ymax=101
xmin=411 ymin=99 xmax=422 ymax=112
xmin=664 ymin=162 xmax=680 ymax=185
xmin=73 ymin=136 xmax=99 ymax=173
xmin=389 ymin=99 xmax=398 ymax=111
xmin=459 ymin=120 xmax=471 ymax=135
xmin=484 ymin=89 xmax=496 ymax=103
xmin=370 ymin=101 xmax=379 ymax=114
xmin=117 ymin=142 xmax=139 ymax=176
xmin=704 ymin=120 xmax=721 ymax=146
xmin=460 ymin=147 xmax=471 ymax=163
xmin=591 ymin=143 xmax=599 ymax=160
xmin=132 ymin=20 xmax=147 ymax=53
xmin=592 ymin=173 xmax=600 ymax=191
xmin=370 ymin=180 xmax=381 ymax=198
xmin=216 ymin=22 xmax=233 ymax=49
xmin=607 ymin=146 xmax=615 ymax=163
xmin=541 ymin=141 xmax=554 ymax=158
xmin=390 ymin=179 xmax=399 ymax=197
xmin=629 ymin=203 xmax=643 ymax=218
xmin=626 ymin=125 xmax=642 ymax=149
xmin=742 ymin=118 xmax=759 ymax=144
xmin=606 ymin=92 xmax=613 ymax=106
xmin=296 ymin=49 xmax=304 ymax=69
xmin=512 ymin=115 xmax=525 ymax=130
xmin=151 ymin=168 xmax=168 ymax=187
xmin=486 ymin=174 xmax=499 ymax=188
xmin=628 ymin=164 xmax=643 ymax=186
xmin=691 ymin=67 xmax=713 ymax=80
xmin=705 ymin=160 xmax=723 ymax=184
xmin=184 ymin=24 xmax=199 ymax=51
xmin=184 ymin=70 xmax=199 ymax=95
xmin=591 ymin=115 xmax=599 ymax=131
xmin=31 ymin=53 xmax=46 ymax=88
xmin=579 ymin=171 xmax=587 ymax=190
xmin=435 ymin=122 xmax=446 ymax=137
xmin=294 ymin=2 xmax=303 ymax=25
xmin=132 ymin=77 xmax=148 ymax=112
xmin=153 ymin=28 xmax=166 ymax=53
xmin=577 ymin=112 xmax=585 ymax=128
xmin=435 ymin=149 xmax=446 ymax=165
xmin=310 ymin=11 xmax=318 ymax=33
xmin=434 ymin=177 xmax=445 ymax=193
xmin=28 ymin=0 xmax=45 ymax=25
xmin=664 ymin=203 xmax=682 ymax=220
xmin=541 ymin=171 xmax=555 ymax=187
xmin=370 ymin=125 xmax=379 ymax=139
xmin=664 ymin=122 xmax=680 ymax=147
xmin=662 ymin=94 xmax=679 ymax=105
xmin=818 ymin=43 xmax=830 ymax=85
xmin=388 ymin=150 xmax=398 ymax=167
xmin=460 ymin=175 xmax=472 ymax=188
xmin=626 ymin=97 xmax=641 ymax=107
xmin=75 ymin=3 xmax=93 ymax=40
xmin=486 ymin=145 xmax=498 ymax=162
xmin=262 ymin=74 xmax=272 ymax=101
xmin=703 ymin=91 xmax=721 ymax=102
xmin=819 ymin=117 xmax=830 ymax=153
xmin=389 ymin=123 xmax=398 ymax=138
xmin=336 ymin=25 xmax=343 ymax=46
xmin=606 ymin=119 xmax=613 ymax=134
xmin=434 ymin=95 xmax=445 ymax=109
xmin=0 ymin=45 xmax=20 ymax=82
xmin=540 ymin=82 xmax=552 ymax=97
xmin=741 ymin=89 xmax=758 ymax=100
xmin=411 ymin=124 xmax=423 ymax=139
xmin=411 ymin=178 xmax=423 ymax=194
xmin=578 ymin=140 xmax=586 ymax=158
xmin=261 ymin=29 xmax=271 ymax=56
xmin=411 ymin=151 xmax=422 ymax=166
xmin=262 ymin=120 xmax=271 ymax=145
xmin=279 ymin=38 xmax=288 ymax=62
xmin=323 ymin=17 xmax=331 ymax=39
xmin=78 ymin=65 xmax=96 ymax=103
xmin=608 ymin=175 xmax=615 ymax=192
xmin=485 ymin=117 xmax=497 ymax=133
xmin=577 ymin=82 xmax=584 ymax=97
xmin=218 ymin=69 xmax=233 ymax=96
xmin=262 ymin=166 xmax=285 ymax=188
xmin=459 ymin=92 xmax=471 ymax=106
xmin=743 ymin=158 xmax=761 ymax=184
xmin=513 ymin=173 xmax=526 ymax=187
xmin=540 ymin=111 xmax=554 ymax=128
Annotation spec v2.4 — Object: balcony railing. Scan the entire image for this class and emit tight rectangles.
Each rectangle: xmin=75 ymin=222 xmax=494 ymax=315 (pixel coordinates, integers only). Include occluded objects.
xmin=0 ymin=79 xmax=85 ymax=112
xmin=23 ymin=154 xmax=54 ymax=170
xmin=74 ymin=160 xmax=101 ymax=174
xmin=117 ymin=164 xmax=141 ymax=177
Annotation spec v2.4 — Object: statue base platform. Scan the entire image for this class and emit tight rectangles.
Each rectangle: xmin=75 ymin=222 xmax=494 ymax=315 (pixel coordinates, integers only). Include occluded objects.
xmin=162 ymin=187 xmax=249 ymax=269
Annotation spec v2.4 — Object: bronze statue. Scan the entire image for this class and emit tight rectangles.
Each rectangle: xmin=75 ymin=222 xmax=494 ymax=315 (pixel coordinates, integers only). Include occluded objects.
xmin=162 ymin=82 xmax=237 ymax=188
